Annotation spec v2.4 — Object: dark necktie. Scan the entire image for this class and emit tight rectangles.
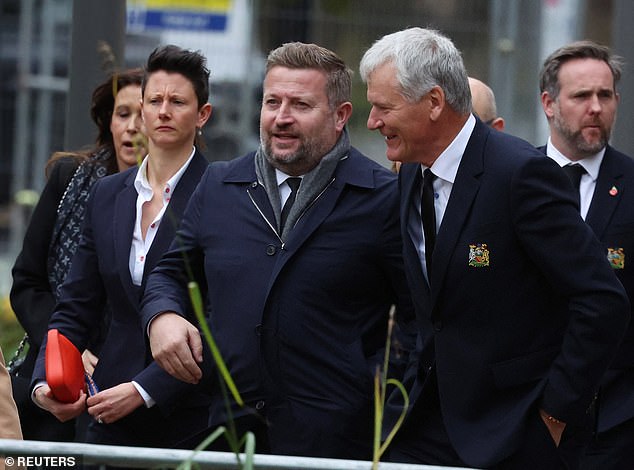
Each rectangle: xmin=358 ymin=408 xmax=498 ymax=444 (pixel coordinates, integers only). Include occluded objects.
xmin=281 ymin=177 xmax=301 ymax=229
xmin=562 ymin=164 xmax=585 ymax=204
xmin=421 ymin=168 xmax=437 ymax=279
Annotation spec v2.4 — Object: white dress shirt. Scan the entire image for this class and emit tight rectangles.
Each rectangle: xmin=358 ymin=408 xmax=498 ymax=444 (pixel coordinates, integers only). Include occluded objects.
xmin=408 ymin=114 xmax=476 ymax=281
xmin=545 ymin=138 xmax=604 ymax=220
xmin=130 ymin=148 xmax=195 ymax=285
xmin=128 ymin=147 xmax=196 ymax=406
xmin=275 ymin=168 xmax=303 ymax=207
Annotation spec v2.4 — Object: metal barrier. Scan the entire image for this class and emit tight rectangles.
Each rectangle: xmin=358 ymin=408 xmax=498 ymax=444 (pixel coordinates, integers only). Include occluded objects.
xmin=0 ymin=439 xmax=474 ymax=469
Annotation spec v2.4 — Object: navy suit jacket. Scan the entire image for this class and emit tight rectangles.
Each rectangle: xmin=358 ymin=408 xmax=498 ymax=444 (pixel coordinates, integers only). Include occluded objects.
xmin=33 ymin=151 xmax=210 ymax=447
xmin=399 ymin=120 xmax=630 ymax=468
xmin=539 ymin=144 xmax=634 ymax=433
xmin=141 ymin=147 xmax=414 ymax=459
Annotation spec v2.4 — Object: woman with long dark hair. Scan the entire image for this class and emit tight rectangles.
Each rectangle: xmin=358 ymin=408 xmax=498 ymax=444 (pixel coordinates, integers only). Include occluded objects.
xmin=10 ymin=68 xmax=146 ymax=441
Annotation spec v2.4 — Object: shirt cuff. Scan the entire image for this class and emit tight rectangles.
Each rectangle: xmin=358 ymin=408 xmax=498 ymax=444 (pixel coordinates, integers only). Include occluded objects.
xmin=31 ymin=381 xmax=48 ymax=409
xmin=131 ymin=381 xmax=155 ymax=408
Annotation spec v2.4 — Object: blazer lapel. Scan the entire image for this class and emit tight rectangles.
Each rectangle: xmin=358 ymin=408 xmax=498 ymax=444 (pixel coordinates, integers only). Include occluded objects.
xmin=586 ymin=147 xmax=623 ymax=238
xmin=430 ymin=123 xmax=485 ymax=310
xmin=400 ymin=163 xmax=419 ymax=240
xmin=142 ymin=151 xmax=209 ymax=287
xmin=113 ymin=170 xmax=139 ymax=305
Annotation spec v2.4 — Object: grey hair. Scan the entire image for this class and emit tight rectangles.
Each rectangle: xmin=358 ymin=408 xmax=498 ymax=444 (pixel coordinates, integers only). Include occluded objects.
xmin=359 ymin=27 xmax=471 ymax=115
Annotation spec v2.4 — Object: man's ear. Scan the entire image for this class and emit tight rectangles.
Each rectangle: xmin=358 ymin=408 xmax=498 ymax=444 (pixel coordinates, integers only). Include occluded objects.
xmin=428 ymin=86 xmax=445 ymax=121
xmin=491 ymin=117 xmax=505 ymax=131
xmin=334 ymin=101 xmax=353 ymax=132
xmin=541 ymin=91 xmax=556 ymax=119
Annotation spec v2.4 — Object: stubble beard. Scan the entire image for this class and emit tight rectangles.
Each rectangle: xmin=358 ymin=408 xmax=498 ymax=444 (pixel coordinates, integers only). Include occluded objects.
xmin=261 ymin=131 xmax=328 ymax=175
xmin=553 ymin=111 xmax=611 ymax=157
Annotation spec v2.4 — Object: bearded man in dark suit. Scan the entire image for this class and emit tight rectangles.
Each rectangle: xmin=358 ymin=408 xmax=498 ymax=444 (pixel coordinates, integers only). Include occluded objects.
xmin=539 ymin=40 xmax=634 ymax=470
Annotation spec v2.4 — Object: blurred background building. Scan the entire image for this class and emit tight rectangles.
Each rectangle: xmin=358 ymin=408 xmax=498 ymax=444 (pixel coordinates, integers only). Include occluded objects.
xmin=0 ymin=0 xmax=633 ymax=291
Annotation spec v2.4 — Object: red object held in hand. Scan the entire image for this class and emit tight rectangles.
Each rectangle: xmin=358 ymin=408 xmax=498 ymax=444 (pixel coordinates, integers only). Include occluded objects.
xmin=45 ymin=329 xmax=86 ymax=403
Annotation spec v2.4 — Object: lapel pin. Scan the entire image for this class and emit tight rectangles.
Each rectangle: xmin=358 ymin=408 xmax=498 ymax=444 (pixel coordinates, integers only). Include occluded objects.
xmin=468 ymin=243 xmax=490 ymax=267
xmin=607 ymin=247 xmax=625 ymax=269
xmin=609 ymin=186 xmax=618 ymax=196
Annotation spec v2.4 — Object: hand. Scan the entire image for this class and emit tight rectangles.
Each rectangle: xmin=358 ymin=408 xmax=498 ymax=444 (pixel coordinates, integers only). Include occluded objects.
xmin=539 ymin=409 xmax=566 ymax=447
xmin=149 ymin=312 xmax=203 ymax=383
xmin=82 ymin=349 xmax=99 ymax=376
xmin=86 ymin=382 xmax=144 ymax=424
xmin=33 ymin=385 xmax=86 ymax=422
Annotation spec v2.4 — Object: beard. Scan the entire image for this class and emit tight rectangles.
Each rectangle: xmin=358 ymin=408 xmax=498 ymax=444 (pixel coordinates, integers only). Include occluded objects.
xmin=552 ymin=111 xmax=611 ymax=157
xmin=260 ymin=127 xmax=331 ymax=174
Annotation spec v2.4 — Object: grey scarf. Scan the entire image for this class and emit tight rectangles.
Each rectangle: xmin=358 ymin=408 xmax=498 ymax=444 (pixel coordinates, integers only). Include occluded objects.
xmin=255 ymin=128 xmax=351 ymax=241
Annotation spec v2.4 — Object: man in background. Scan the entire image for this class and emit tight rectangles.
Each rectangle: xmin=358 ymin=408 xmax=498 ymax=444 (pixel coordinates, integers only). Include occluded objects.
xmin=469 ymin=76 xmax=505 ymax=131
xmin=539 ymin=40 xmax=634 ymax=469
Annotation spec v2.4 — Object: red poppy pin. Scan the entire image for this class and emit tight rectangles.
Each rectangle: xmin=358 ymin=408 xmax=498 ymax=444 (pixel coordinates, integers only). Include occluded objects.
xmin=609 ymin=186 xmax=618 ymax=196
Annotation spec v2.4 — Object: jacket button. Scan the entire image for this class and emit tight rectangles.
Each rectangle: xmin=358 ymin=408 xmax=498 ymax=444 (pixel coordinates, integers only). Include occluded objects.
xmin=266 ymin=245 xmax=276 ymax=256
xmin=255 ymin=400 xmax=265 ymax=410
xmin=433 ymin=320 xmax=442 ymax=332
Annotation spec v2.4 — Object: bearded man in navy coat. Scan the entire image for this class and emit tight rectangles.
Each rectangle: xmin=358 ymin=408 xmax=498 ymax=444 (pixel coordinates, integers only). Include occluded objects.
xmin=140 ymin=42 xmax=414 ymax=460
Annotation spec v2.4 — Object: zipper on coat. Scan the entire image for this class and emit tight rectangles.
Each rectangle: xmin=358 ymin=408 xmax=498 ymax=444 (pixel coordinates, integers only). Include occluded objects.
xmin=247 ymin=177 xmax=336 ymax=247
xmin=247 ymin=185 xmax=285 ymax=249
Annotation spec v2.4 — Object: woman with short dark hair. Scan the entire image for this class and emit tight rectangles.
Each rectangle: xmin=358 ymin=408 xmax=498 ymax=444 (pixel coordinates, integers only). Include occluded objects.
xmin=31 ymin=45 xmax=213 ymax=448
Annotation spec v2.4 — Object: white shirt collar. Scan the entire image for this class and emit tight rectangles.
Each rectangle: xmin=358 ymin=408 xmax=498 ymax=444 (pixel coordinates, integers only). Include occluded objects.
xmin=275 ymin=168 xmax=290 ymax=187
xmin=545 ymin=137 xmax=604 ymax=182
xmin=134 ymin=146 xmax=196 ymax=197
xmin=425 ymin=114 xmax=476 ymax=181
xmin=275 ymin=168 xmax=305 ymax=186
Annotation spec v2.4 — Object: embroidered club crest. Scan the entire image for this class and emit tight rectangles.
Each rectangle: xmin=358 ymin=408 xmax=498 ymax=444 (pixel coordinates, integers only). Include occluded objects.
xmin=607 ymin=247 xmax=625 ymax=269
xmin=468 ymin=243 xmax=490 ymax=267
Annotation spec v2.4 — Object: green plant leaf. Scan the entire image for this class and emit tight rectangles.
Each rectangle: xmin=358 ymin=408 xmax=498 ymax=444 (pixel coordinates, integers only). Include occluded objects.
xmin=177 ymin=426 xmax=227 ymax=470
xmin=243 ymin=431 xmax=256 ymax=469
xmin=188 ymin=281 xmax=244 ymax=406
xmin=379 ymin=378 xmax=409 ymax=455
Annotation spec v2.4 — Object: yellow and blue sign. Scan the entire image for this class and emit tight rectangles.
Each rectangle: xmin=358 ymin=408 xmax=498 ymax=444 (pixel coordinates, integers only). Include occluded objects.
xmin=128 ymin=0 xmax=232 ymax=32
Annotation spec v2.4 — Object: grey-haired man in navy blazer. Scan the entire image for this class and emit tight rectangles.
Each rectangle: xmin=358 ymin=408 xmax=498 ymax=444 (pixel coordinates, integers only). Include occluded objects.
xmin=360 ymin=27 xmax=630 ymax=469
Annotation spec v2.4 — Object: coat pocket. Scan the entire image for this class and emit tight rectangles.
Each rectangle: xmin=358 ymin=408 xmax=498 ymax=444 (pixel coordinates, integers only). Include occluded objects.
xmin=490 ymin=346 xmax=559 ymax=389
